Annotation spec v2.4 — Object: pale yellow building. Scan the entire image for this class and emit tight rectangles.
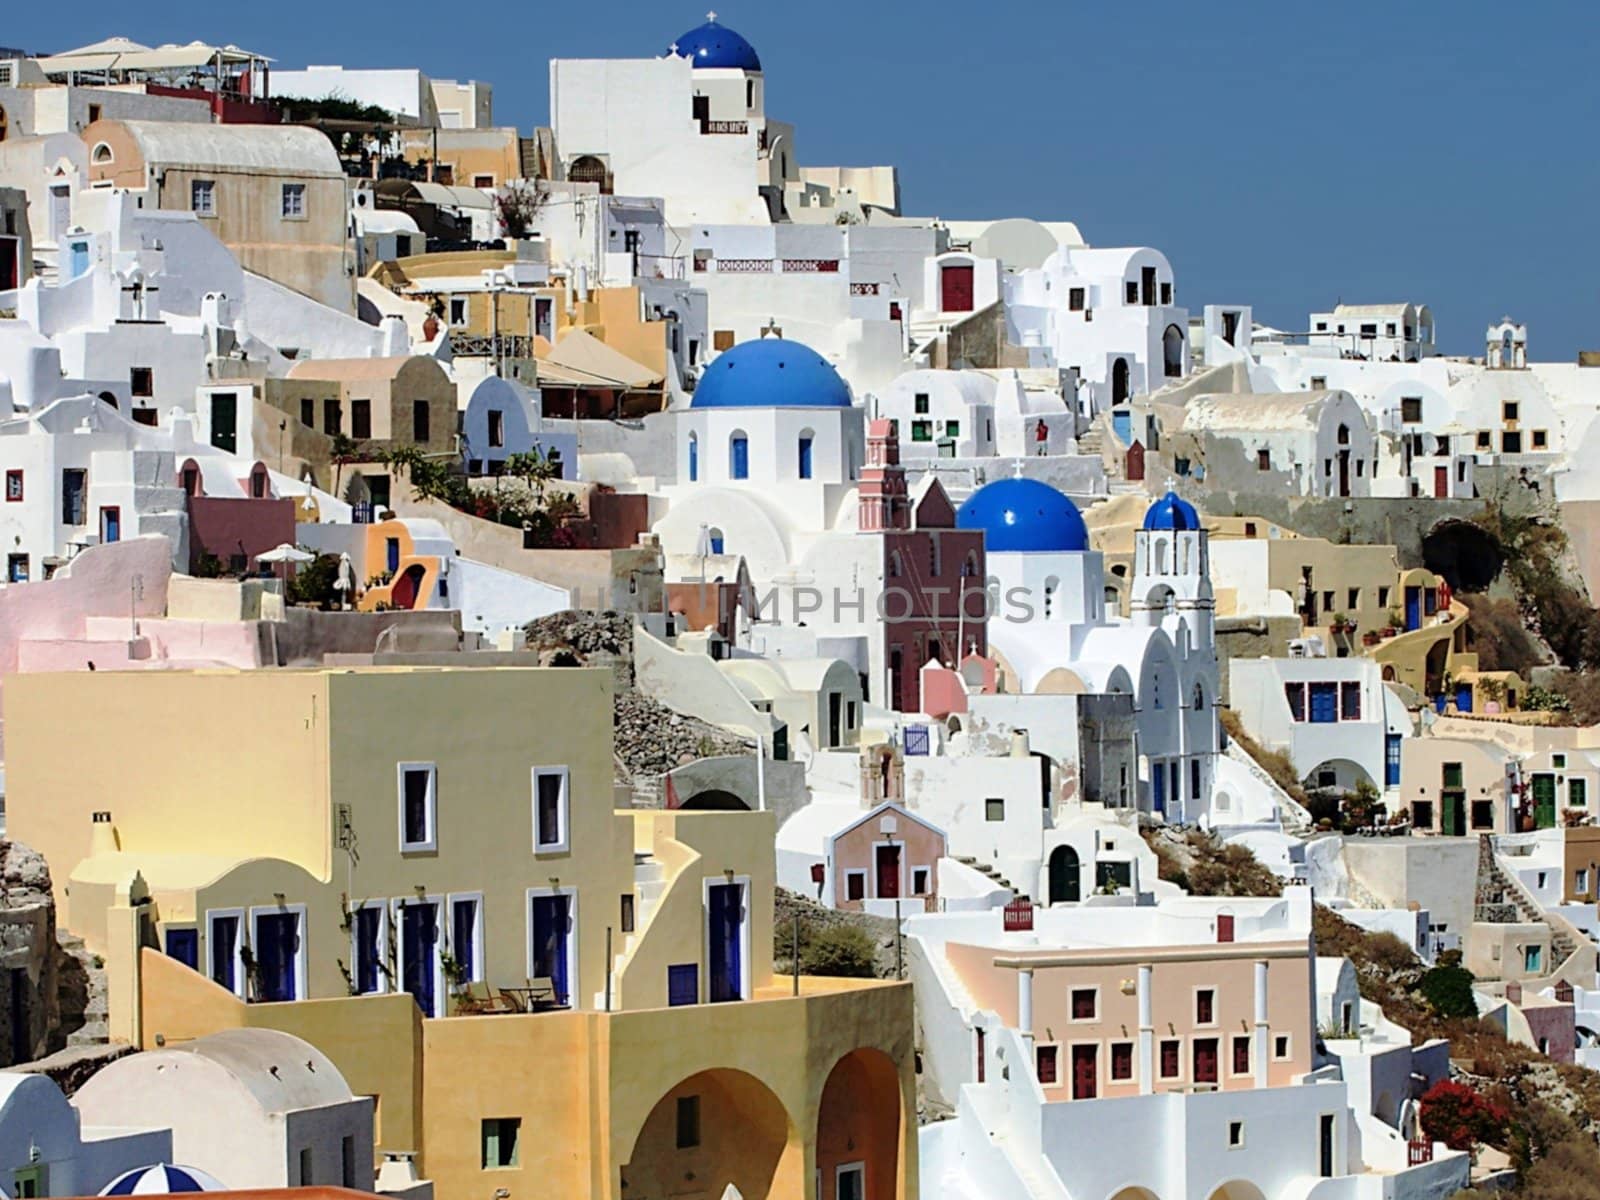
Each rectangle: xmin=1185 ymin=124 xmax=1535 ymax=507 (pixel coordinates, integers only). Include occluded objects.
xmin=4 ymin=666 xmax=915 ymax=1200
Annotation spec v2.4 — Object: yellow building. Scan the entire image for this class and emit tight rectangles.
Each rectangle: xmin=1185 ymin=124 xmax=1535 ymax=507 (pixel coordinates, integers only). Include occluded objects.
xmin=4 ymin=667 xmax=915 ymax=1200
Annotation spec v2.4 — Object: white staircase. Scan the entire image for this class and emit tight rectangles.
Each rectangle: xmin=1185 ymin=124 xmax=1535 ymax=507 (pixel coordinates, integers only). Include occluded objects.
xmin=1224 ymin=739 xmax=1314 ymax=833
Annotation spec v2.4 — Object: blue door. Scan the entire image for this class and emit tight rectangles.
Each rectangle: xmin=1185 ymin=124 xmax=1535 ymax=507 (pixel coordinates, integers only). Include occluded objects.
xmin=729 ymin=436 xmax=749 ymax=480
xmin=531 ymin=894 xmax=571 ymax=1006
xmin=254 ymin=912 xmax=300 ymax=1002
xmin=707 ymin=883 xmax=744 ymax=1003
xmin=798 ymin=437 xmax=813 ymax=479
xmin=209 ymin=915 xmax=238 ymax=992
xmin=688 ymin=436 xmax=698 ymax=482
xmin=401 ymin=901 xmax=438 ymax=1016
xmin=67 ymin=240 xmax=89 ymax=281
xmin=165 ymin=928 xmax=198 ymax=970
xmin=386 ymin=537 xmax=401 ymax=574
xmin=1112 ymin=411 xmax=1132 ymax=445
xmin=1309 ymin=683 xmax=1338 ymax=723
xmin=1385 ymin=734 xmax=1402 ymax=787
xmin=1152 ymin=763 xmax=1166 ymax=814
xmin=1456 ymin=684 xmax=1472 ymax=713
xmin=1404 ymin=587 xmax=1421 ymax=631
xmin=354 ymin=907 xmax=383 ymax=994
xmin=99 ymin=507 xmax=120 ymax=543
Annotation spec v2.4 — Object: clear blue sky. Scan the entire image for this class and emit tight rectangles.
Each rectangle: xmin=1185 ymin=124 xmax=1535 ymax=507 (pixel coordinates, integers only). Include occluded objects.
xmin=12 ymin=1 xmax=1599 ymax=357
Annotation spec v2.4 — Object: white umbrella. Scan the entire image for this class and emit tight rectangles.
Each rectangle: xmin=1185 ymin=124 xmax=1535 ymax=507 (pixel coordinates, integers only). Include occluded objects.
xmin=333 ymin=552 xmax=357 ymax=610
xmin=256 ymin=543 xmax=314 ymax=564
xmin=101 ymin=1164 xmax=227 ymax=1195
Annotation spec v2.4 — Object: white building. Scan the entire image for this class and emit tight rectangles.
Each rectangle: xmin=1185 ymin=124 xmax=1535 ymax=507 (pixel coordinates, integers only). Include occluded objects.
xmin=1183 ymin=390 xmax=1377 ymax=499
xmin=73 ymin=1027 xmax=376 ymax=1191
xmin=1487 ymin=318 xmax=1526 ymax=370
xmin=1007 ymin=245 xmax=1189 ymax=415
xmin=0 ymin=1071 xmax=171 ymax=1197
xmin=1306 ymin=303 xmax=1436 ymax=363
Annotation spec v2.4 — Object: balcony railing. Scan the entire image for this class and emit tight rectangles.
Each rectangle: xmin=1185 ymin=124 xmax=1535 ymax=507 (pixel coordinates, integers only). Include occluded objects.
xmin=781 ymin=259 xmax=840 ymax=273
xmin=850 ymin=282 xmax=881 ymax=296
xmin=1408 ymin=1140 xmax=1434 ymax=1165
xmin=713 ymin=258 xmax=772 ymax=274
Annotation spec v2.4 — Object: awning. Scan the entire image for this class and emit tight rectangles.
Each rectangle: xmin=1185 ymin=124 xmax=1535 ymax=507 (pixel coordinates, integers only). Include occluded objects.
xmin=538 ymin=329 xmax=661 ymax=389
xmin=38 ymin=40 xmax=272 ymax=76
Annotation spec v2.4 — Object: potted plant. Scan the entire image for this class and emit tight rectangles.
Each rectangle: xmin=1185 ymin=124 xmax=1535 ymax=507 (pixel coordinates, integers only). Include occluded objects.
xmin=1362 ymin=629 xmax=1380 ymax=647
xmin=1330 ymin=612 xmax=1351 ymax=635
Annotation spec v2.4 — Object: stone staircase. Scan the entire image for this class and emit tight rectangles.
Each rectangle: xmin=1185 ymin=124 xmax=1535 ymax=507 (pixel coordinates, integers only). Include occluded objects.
xmin=1474 ymin=835 xmax=1582 ymax=972
xmin=56 ymin=931 xmax=109 ymax=1049
xmin=953 ymin=856 xmax=1028 ymax=902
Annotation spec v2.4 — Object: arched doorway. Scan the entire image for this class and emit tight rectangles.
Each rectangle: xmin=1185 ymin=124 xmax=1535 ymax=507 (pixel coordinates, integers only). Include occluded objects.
xmin=679 ymin=789 xmax=749 ymax=811
xmin=390 ymin=563 xmax=426 ymax=610
xmin=816 ymin=1048 xmax=903 ymax=1200
xmin=1206 ymin=1184 xmax=1265 ymax=1200
xmin=1162 ymin=325 xmax=1184 ymax=378
xmin=1108 ymin=1189 xmax=1162 ymax=1200
xmin=1112 ymin=358 xmax=1130 ymax=405
xmin=621 ymin=1068 xmax=795 ymax=1200
xmin=1048 ymin=845 xmax=1081 ymax=904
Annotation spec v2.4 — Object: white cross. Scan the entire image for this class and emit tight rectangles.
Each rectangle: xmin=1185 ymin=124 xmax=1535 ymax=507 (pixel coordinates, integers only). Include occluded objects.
xmin=707 ymin=10 xmax=718 ymax=21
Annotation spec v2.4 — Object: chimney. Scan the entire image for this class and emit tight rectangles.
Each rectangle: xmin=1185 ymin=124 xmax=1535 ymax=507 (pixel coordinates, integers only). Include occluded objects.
xmin=1010 ymin=728 xmax=1030 ymax=758
xmin=90 ymin=811 xmax=120 ymax=856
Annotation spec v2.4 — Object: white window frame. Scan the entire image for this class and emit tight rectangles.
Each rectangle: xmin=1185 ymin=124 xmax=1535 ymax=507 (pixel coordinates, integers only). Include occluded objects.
xmin=843 ymin=869 xmax=868 ymax=903
xmin=248 ymin=903 xmax=308 ymax=1002
xmin=1272 ymin=1032 xmax=1293 ymax=1061
xmin=1108 ymin=1038 xmax=1137 ymax=1085
xmin=191 ymin=178 xmax=216 ymax=217
xmin=1067 ymin=984 xmax=1100 ymax=1023
xmin=532 ymin=766 xmax=570 ymax=855
xmin=1192 ymin=985 xmax=1219 ymax=1028
xmin=447 ymin=891 xmax=486 ymax=984
xmin=397 ymin=762 xmax=438 ymax=854
xmin=281 ymin=182 xmax=307 ymax=220
xmin=347 ymin=899 xmax=390 ymax=995
xmin=392 ymin=894 xmax=445 ymax=1017
xmin=205 ymin=907 xmax=246 ymax=999
xmin=702 ymin=874 xmax=752 ymax=1004
xmin=910 ymin=865 xmax=930 ymax=895
xmin=835 ymin=1161 xmax=865 ymax=1200
xmin=871 ymin=837 xmax=905 ymax=899
xmin=1228 ymin=1119 xmax=1246 ymax=1149
xmin=1227 ymin=1033 xmax=1253 ymax=1080
xmin=1033 ymin=1040 xmax=1062 ymax=1088
xmin=525 ymin=886 xmax=579 ymax=1004
xmin=1157 ymin=1035 xmax=1185 ymax=1082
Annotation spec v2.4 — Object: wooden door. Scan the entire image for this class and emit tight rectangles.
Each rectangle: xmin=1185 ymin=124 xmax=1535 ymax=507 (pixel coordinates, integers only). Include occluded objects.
xmin=1193 ymin=1037 xmax=1219 ymax=1085
xmin=940 ymin=264 xmax=974 ymax=312
xmin=875 ymin=844 xmax=901 ymax=899
xmin=1071 ymin=1044 xmax=1097 ymax=1099
xmin=1434 ymin=465 xmax=1448 ymax=498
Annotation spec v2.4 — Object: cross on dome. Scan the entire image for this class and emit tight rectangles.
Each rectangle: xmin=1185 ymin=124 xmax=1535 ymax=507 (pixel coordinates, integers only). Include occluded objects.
xmin=706 ymin=10 xmax=717 ymax=20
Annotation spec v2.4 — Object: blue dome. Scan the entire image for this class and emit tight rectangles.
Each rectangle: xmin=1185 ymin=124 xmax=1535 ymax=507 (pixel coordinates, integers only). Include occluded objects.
xmin=956 ymin=478 xmax=1089 ymax=554
xmin=1142 ymin=491 xmax=1201 ymax=531
xmin=669 ymin=19 xmax=761 ymax=71
xmin=690 ymin=338 xmax=852 ymax=409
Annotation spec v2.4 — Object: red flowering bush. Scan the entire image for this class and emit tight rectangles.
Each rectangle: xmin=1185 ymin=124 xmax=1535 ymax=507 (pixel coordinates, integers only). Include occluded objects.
xmin=1420 ymin=1079 xmax=1510 ymax=1151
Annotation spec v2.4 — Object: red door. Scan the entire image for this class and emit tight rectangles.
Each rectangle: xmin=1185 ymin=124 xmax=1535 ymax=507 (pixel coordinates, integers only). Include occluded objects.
xmin=1217 ymin=914 xmax=1234 ymax=943
xmin=390 ymin=563 xmax=425 ymax=610
xmin=1193 ymin=1038 xmax=1219 ymax=1085
xmin=1126 ymin=440 xmax=1145 ymax=481
xmin=875 ymin=844 xmax=901 ymax=898
xmin=1434 ymin=465 xmax=1448 ymax=498
xmin=1071 ymin=1044 xmax=1097 ymax=1099
xmin=941 ymin=264 xmax=974 ymax=312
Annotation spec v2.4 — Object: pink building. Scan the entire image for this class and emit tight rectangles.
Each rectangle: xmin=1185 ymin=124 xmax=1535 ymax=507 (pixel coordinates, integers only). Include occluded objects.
xmin=828 ymin=802 xmax=946 ymax=913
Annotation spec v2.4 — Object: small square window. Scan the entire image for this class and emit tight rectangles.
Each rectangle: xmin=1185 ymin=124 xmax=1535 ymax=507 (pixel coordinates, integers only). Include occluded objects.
xmin=1257 ymin=449 xmax=1271 ymax=471
xmin=450 ymin=297 xmax=468 ymax=326
xmin=845 ymin=871 xmax=866 ymax=901
xmin=1477 ymin=431 xmax=1492 ymax=449
xmin=1229 ymin=1120 xmax=1245 ymax=1148
xmin=533 ymin=767 xmax=570 ymax=854
xmin=1347 ymin=588 xmax=1360 ymax=610
xmin=914 ymin=393 xmax=930 ymax=414
xmin=911 ymin=420 xmax=933 ymax=442
xmin=946 ymin=420 xmax=960 ymax=438
xmin=1273 ymin=1034 xmax=1291 ymax=1060
xmin=4 ymin=470 xmax=21 ymax=502
xmin=397 ymin=763 xmax=437 ymax=853
xmin=1310 ymin=376 xmax=1327 ymax=391
xmin=1195 ymin=988 xmax=1215 ymax=1025
xmin=1124 ymin=281 xmax=1138 ymax=304
xmin=1068 ymin=287 xmax=1085 ymax=312
xmin=985 ymin=798 xmax=1004 ymax=822
xmin=299 ymin=398 xmax=315 ymax=427
xmin=1377 ymin=586 xmax=1390 ymax=607
xmin=191 ymin=179 xmax=215 ymax=216
xmin=676 ymin=1095 xmax=701 ymax=1149
xmin=1070 ymin=988 xmax=1097 ymax=1021
xmin=1532 ymin=429 xmax=1548 ymax=449
xmin=1401 ymin=396 xmax=1422 ymax=423
xmin=1503 ymin=401 xmax=1519 ymax=422
xmin=281 ymin=183 xmax=306 ymax=219
xmin=130 ymin=367 xmax=154 ymax=398
xmin=911 ymin=867 xmax=929 ymax=894
xmin=481 ymin=1117 xmax=520 ymax=1169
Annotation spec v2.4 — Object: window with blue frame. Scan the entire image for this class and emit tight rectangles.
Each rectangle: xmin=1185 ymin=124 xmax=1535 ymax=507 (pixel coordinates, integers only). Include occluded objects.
xmin=209 ymin=913 xmax=239 ymax=993
xmin=531 ymin=893 xmax=572 ymax=1007
xmin=254 ymin=910 xmax=302 ymax=1002
xmin=729 ymin=434 xmax=749 ymax=480
xmin=165 ymin=927 xmax=199 ymax=971
xmin=667 ymin=963 xmax=699 ymax=1006
xmin=1385 ymin=734 xmax=1402 ymax=787
xmin=687 ymin=434 xmax=698 ymax=482
xmin=798 ymin=435 xmax=813 ymax=479
xmin=353 ymin=906 xmax=383 ymax=994
xmin=1309 ymin=683 xmax=1338 ymax=723
xmin=451 ymin=897 xmax=480 ymax=983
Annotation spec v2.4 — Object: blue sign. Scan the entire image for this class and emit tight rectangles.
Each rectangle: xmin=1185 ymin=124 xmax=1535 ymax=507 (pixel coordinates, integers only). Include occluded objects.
xmin=904 ymin=726 xmax=930 ymax=757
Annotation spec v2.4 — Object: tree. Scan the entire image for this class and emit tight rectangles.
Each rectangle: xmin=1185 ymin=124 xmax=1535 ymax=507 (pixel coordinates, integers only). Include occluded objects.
xmin=505 ymin=448 xmax=561 ymax=505
xmin=1420 ymin=1079 xmax=1509 ymax=1152
xmin=494 ymin=184 xmax=547 ymax=240
xmin=800 ymin=925 xmax=878 ymax=978
xmin=1418 ymin=959 xmax=1478 ymax=1019
xmin=329 ymin=433 xmax=362 ymax=497
xmin=287 ymin=553 xmax=343 ymax=609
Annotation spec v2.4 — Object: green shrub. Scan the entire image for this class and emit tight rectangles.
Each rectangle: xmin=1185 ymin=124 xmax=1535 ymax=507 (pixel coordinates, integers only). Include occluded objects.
xmin=1418 ymin=962 xmax=1478 ymax=1019
xmin=800 ymin=925 xmax=878 ymax=978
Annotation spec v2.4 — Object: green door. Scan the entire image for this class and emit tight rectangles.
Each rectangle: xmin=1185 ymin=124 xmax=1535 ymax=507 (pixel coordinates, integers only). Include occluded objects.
xmin=1533 ymin=774 xmax=1557 ymax=828
xmin=1442 ymin=790 xmax=1467 ymax=836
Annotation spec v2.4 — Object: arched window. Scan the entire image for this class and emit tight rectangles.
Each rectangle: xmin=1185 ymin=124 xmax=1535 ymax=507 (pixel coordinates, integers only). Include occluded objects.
xmin=1193 ymin=682 xmax=1205 ymax=712
xmin=1155 ymin=538 xmax=1168 ymax=575
xmin=91 ymin=142 xmax=114 ymax=164
xmin=962 ymin=552 xmax=979 ymax=578
xmin=729 ymin=431 xmax=749 ymax=480
xmin=1044 ymin=575 xmax=1059 ymax=619
xmin=687 ymin=432 xmax=699 ymax=482
xmin=797 ymin=428 xmax=814 ymax=479
xmin=1337 ymin=424 xmax=1350 ymax=445
xmin=1163 ymin=324 xmax=1184 ymax=378
xmin=98 ymin=391 xmax=118 ymax=409
xmin=1112 ymin=358 xmax=1130 ymax=406
xmin=249 ymin=463 xmax=270 ymax=499
xmin=707 ymin=526 xmax=725 ymax=555
xmin=567 ymin=155 xmax=609 ymax=193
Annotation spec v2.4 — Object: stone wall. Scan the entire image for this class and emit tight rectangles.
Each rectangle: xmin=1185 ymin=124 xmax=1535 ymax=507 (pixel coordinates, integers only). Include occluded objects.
xmin=0 ymin=842 xmax=61 ymax=1066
